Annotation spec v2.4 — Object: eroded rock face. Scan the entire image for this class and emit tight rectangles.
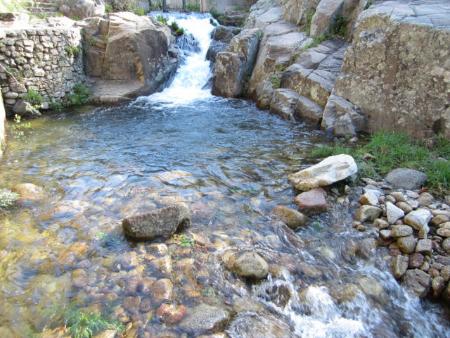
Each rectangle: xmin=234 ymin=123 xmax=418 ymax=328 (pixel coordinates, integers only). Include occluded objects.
xmin=288 ymin=154 xmax=357 ymax=191
xmin=83 ymin=12 xmax=178 ymax=98
xmin=332 ymin=0 xmax=450 ymax=139
xmin=122 ymin=204 xmax=191 ymax=241
xmin=212 ymin=28 xmax=262 ymax=97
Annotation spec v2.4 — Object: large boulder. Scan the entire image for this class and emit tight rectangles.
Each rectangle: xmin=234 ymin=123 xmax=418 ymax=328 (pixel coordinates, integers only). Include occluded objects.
xmin=122 ymin=204 xmax=191 ymax=241
xmin=310 ymin=0 xmax=344 ymax=38
xmin=212 ymin=28 xmax=261 ymax=97
xmin=385 ymin=168 xmax=427 ymax=190
xmin=83 ymin=12 xmax=177 ymax=99
xmin=331 ymin=0 xmax=450 ymax=139
xmin=288 ymin=154 xmax=358 ymax=191
xmin=59 ymin=0 xmax=105 ymax=19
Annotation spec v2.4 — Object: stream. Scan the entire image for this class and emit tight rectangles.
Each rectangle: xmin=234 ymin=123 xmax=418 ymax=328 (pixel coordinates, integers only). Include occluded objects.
xmin=0 ymin=12 xmax=448 ymax=338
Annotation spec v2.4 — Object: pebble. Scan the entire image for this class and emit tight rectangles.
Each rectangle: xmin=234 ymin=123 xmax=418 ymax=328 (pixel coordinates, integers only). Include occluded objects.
xmin=294 ymin=188 xmax=328 ymax=213
xmin=397 ymin=236 xmax=417 ymax=254
xmin=356 ymin=205 xmax=382 ymax=222
xmin=404 ymin=209 xmax=432 ymax=238
xmin=374 ymin=218 xmax=389 ymax=229
xmin=386 ymin=202 xmax=405 ymax=224
xmin=392 ymin=255 xmax=409 ymax=279
xmin=272 ymin=205 xmax=307 ymax=229
xmin=391 ymin=225 xmax=413 ymax=238
xmin=415 ymin=239 xmax=432 ymax=254
xmin=396 ymin=202 xmax=413 ymax=213
xmin=442 ymin=238 xmax=450 ymax=253
xmin=156 ymin=304 xmax=187 ymax=324
xmin=409 ymin=253 xmax=424 ymax=269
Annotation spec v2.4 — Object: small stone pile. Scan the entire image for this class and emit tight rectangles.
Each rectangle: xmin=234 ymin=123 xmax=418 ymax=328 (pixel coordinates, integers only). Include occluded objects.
xmin=354 ymin=169 xmax=450 ymax=301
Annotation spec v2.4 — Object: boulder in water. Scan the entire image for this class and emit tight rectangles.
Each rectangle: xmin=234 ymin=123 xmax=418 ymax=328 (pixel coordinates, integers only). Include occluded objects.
xmin=288 ymin=154 xmax=358 ymax=191
xmin=272 ymin=205 xmax=307 ymax=229
xmin=226 ymin=312 xmax=291 ymax=338
xmin=122 ymin=204 xmax=190 ymax=241
xmin=13 ymin=182 xmax=46 ymax=203
xmin=403 ymin=269 xmax=431 ymax=298
xmin=294 ymin=188 xmax=328 ymax=213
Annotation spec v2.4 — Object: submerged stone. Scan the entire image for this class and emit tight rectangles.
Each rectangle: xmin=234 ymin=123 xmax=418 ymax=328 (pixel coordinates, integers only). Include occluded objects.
xmin=122 ymin=204 xmax=191 ymax=241
xmin=179 ymin=304 xmax=230 ymax=335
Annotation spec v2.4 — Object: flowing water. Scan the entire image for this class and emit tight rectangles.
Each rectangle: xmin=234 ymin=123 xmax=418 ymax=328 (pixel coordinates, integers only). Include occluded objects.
xmin=0 ymin=13 xmax=448 ymax=338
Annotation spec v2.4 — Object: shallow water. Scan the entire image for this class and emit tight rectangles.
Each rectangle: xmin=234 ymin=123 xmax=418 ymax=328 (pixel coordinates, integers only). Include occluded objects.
xmin=0 ymin=12 xmax=448 ymax=338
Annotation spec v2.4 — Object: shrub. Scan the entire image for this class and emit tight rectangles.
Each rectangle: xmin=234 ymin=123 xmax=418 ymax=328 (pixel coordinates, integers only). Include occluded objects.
xmin=23 ymin=88 xmax=43 ymax=107
xmin=66 ymin=83 xmax=90 ymax=106
xmin=332 ymin=15 xmax=348 ymax=37
xmin=65 ymin=45 xmax=81 ymax=58
xmin=105 ymin=3 xmax=113 ymax=13
xmin=65 ymin=309 xmax=124 ymax=338
xmin=0 ymin=189 xmax=19 ymax=209
xmin=156 ymin=15 xmax=168 ymax=25
xmin=270 ymin=74 xmax=281 ymax=89
xmin=49 ymin=99 xmax=64 ymax=112
xmin=170 ymin=21 xmax=185 ymax=36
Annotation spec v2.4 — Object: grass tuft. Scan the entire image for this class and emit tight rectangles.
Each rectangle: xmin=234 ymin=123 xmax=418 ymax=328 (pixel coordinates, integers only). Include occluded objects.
xmin=310 ymin=131 xmax=450 ymax=193
xmin=65 ymin=308 xmax=124 ymax=338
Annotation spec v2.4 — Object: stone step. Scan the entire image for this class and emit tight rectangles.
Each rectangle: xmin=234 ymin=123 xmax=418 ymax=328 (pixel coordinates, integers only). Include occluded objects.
xmin=280 ymin=39 xmax=347 ymax=109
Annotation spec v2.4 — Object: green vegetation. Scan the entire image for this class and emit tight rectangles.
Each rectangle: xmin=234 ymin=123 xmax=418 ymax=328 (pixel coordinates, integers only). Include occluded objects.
xmin=156 ymin=15 xmax=168 ymax=25
xmin=11 ymin=114 xmax=31 ymax=139
xmin=332 ymin=15 xmax=348 ymax=38
xmin=132 ymin=7 xmax=146 ymax=16
xmin=170 ymin=21 xmax=185 ymax=36
xmin=270 ymin=74 xmax=281 ymax=89
xmin=0 ymin=0 xmax=30 ymax=13
xmin=310 ymin=132 xmax=450 ymax=193
xmin=303 ymin=34 xmax=330 ymax=50
xmin=65 ymin=45 xmax=81 ymax=58
xmin=186 ymin=3 xmax=200 ymax=12
xmin=305 ymin=9 xmax=316 ymax=35
xmin=0 ymin=189 xmax=19 ymax=209
xmin=174 ymin=234 xmax=194 ymax=248
xmin=66 ymin=83 xmax=90 ymax=106
xmin=105 ymin=3 xmax=113 ymax=14
xmin=23 ymin=88 xmax=43 ymax=107
xmin=64 ymin=308 xmax=124 ymax=338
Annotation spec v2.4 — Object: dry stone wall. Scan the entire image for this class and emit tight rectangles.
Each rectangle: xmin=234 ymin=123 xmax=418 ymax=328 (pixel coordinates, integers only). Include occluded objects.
xmin=0 ymin=24 xmax=85 ymax=113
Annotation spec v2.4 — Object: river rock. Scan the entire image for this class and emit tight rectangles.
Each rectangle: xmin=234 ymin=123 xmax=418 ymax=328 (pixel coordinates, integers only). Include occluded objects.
xmin=437 ymin=227 xmax=450 ymax=238
xmin=392 ymin=255 xmax=409 ymax=279
xmin=409 ymin=253 xmax=424 ymax=269
xmin=59 ymin=0 xmax=105 ymax=19
xmin=272 ymin=205 xmax=307 ymax=229
xmin=385 ymin=169 xmax=427 ymax=190
xmin=294 ymin=188 xmax=328 ymax=213
xmin=72 ymin=269 xmax=88 ymax=288
xmin=288 ymin=154 xmax=358 ymax=191
xmin=150 ymin=278 xmax=173 ymax=304
xmin=396 ymin=201 xmax=413 ymax=214
xmin=13 ymin=183 xmax=46 ymax=202
xmin=359 ymin=190 xmax=379 ymax=206
xmin=122 ymin=204 xmax=190 ymax=241
xmin=226 ymin=311 xmax=291 ymax=338
xmin=355 ymin=205 xmax=382 ymax=223
xmin=391 ymin=225 xmax=413 ymax=238
xmin=404 ymin=209 xmax=432 ymax=238
xmin=442 ymin=238 xmax=450 ymax=253
xmin=227 ymin=251 xmax=269 ymax=280
xmin=270 ymin=88 xmax=300 ymax=121
xmin=357 ymin=276 xmax=385 ymax=302
xmin=179 ymin=304 xmax=230 ymax=335
xmin=431 ymin=276 xmax=445 ymax=298
xmin=156 ymin=303 xmax=187 ymax=324
xmin=403 ymin=269 xmax=431 ymax=298
xmin=13 ymin=99 xmax=41 ymax=117
xmin=397 ymin=236 xmax=417 ymax=254
xmin=212 ymin=28 xmax=261 ymax=97
xmin=415 ymin=239 xmax=432 ymax=254
xmin=386 ymin=202 xmax=405 ymax=224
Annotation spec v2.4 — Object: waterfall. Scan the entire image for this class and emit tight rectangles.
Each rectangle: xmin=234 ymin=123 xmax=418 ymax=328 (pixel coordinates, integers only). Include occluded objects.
xmin=141 ymin=12 xmax=216 ymax=106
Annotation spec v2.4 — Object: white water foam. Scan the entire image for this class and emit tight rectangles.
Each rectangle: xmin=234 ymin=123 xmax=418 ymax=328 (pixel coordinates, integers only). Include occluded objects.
xmin=139 ymin=13 xmax=215 ymax=106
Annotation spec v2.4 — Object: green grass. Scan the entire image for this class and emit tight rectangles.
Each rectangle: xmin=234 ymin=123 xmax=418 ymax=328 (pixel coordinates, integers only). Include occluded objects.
xmin=66 ymin=83 xmax=90 ymax=106
xmin=132 ymin=7 xmax=146 ymax=16
xmin=65 ymin=45 xmax=81 ymax=58
xmin=270 ymin=74 xmax=281 ymax=89
xmin=310 ymin=132 xmax=450 ymax=193
xmin=302 ymin=34 xmax=330 ymax=50
xmin=65 ymin=308 xmax=124 ymax=338
xmin=305 ymin=9 xmax=316 ymax=35
xmin=174 ymin=234 xmax=194 ymax=248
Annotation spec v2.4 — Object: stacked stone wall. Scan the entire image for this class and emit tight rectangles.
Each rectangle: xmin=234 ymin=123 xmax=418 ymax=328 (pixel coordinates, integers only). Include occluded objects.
xmin=0 ymin=25 xmax=85 ymax=113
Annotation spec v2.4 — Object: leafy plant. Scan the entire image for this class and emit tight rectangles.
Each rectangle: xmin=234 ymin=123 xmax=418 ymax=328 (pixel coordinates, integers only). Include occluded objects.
xmin=49 ymin=99 xmax=64 ymax=112
xmin=23 ymin=88 xmax=43 ymax=107
xmin=174 ymin=234 xmax=194 ymax=248
xmin=332 ymin=15 xmax=348 ymax=38
xmin=0 ymin=189 xmax=19 ymax=209
xmin=105 ymin=3 xmax=113 ymax=13
xmin=170 ymin=21 xmax=185 ymax=36
xmin=64 ymin=308 xmax=124 ymax=338
xmin=65 ymin=45 xmax=81 ymax=58
xmin=156 ymin=15 xmax=168 ymax=25
xmin=66 ymin=83 xmax=90 ymax=106
xmin=270 ymin=74 xmax=281 ymax=89
xmin=310 ymin=131 xmax=450 ymax=193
